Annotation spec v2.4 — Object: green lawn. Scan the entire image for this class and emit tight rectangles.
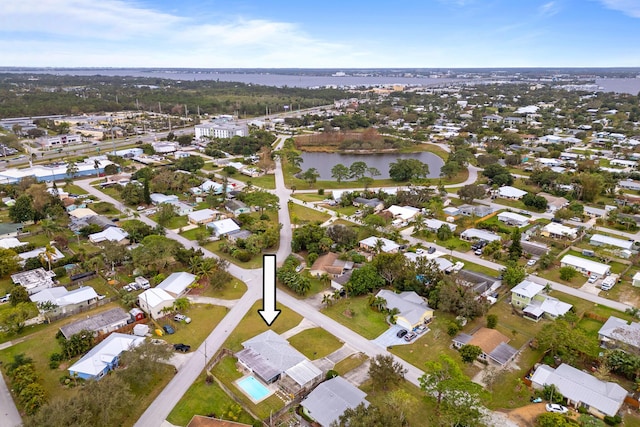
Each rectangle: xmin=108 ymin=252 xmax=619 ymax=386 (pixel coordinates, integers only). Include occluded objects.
xmin=98 ymin=186 xmax=124 ymax=203
xmin=360 ymin=379 xmax=438 ymax=427
xmin=203 ymin=241 xmax=265 ymax=269
xmin=149 ymin=214 xmax=188 ymax=229
xmin=230 ymin=173 xmax=276 ymax=190
xmin=576 ymin=317 xmax=605 ymax=338
xmin=289 ymin=203 xmax=331 ymax=224
xmin=200 ymin=278 xmax=247 ymax=300
xmin=91 ymin=201 xmax=120 ymax=215
xmin=61 ymin=183 xmax=89 ymax=195
xmin=447 ymin=256 xmax=500 ymax=278
xmin=321 ymin=296 xmax=389 ymax=340
xmin=167 ymin=372 xmax=255 ymax=426
xmin=288 ymin=327 xmax=343 ymax=360
xmin=333 ymin=353 xmax=368 ymax=376
xmin=180 ymin=227 xmax=205 ymax=241
xmin=157 ymin=304 xmax=229 ymax=348
xmin=292 ymin=193 xmax=327 ymax=203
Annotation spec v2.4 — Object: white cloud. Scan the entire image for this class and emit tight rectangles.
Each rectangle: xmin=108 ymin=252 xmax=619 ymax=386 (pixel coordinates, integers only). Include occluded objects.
xmin=539 ymin=1 xmax=560 ymax=16
xmin=599 ymin=0 xmax=640 ymax=17
xmin=0 ymin=0 xmax=356 ymax=67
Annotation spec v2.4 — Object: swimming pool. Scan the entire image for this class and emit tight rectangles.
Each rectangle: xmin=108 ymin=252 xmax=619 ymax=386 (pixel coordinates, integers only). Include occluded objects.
xmin=237 ymin=376 xmax=271 ymax=401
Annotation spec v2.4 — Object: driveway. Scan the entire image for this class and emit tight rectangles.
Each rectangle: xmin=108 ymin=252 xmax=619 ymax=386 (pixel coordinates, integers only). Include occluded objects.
xmin=371 ymin=325 xmax=412 ymax=349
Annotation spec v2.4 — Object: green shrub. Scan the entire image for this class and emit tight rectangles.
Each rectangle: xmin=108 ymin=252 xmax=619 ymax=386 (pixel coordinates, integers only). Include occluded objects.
xmin=447 ymin=321 xmax=460 ymax=336
xmin=318 ymin=189 xmax=325 ymax=195
xmin=326 ymin=370 xmax=338 ymax=380
xmin=604 ymin=415 xmax=622 ymax=426
xmin=234 ymin=249 xmax=252 ymax=262
xmin=486 ymin=314 xmax=498 ymax=329
xmin=53 ymin=267 xmax=67 ymax=278
xmin=49 ymin=353 xmax=63 ymax=369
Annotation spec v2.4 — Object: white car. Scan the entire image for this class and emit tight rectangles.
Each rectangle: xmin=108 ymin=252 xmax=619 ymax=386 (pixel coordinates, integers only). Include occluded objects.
xmin=526 ymin=259 xmax=537 ymax=267
xmin=174 ymin=314 xmax=192 ymax=324
xmin=588 ymin=275 xmax=598 ymax=283
xmin=545 ymin=403 xmax=568 ymax=414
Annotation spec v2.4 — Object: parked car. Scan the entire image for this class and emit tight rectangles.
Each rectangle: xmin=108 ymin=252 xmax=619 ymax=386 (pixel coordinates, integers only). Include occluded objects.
xmin=174 ymin=314 xmax=192 ymax=324
xmin=570 ymin=217 xmax=582 ymax=222
xmin=162 ymin=325 xmax=175 ymax=334
xmin=588 ymin=275 xmax=598 ymax=283
xmin=404 ymin=332 xmax=417 ymax=342
xmin=396 ymin=329 xmax=408 ymax=338
xmin=531 ymin=397 xmax=543 ymax=403
xmin=526 ymin=259 xmax=537 ymax=267
xmin=474 ymin=249 xmax=483 ymax=256
xmin=173 ymin=343 xmax=191 ymax=352
xmin=415 ymin=248 xmax=425 ymax=255
xmin=545 ymin=403 xmax=568 ymax=414
xmin=427 ymin=247 xmax=436 ymax=254
xmin=0 ymin=293 xmax=10 ymax=303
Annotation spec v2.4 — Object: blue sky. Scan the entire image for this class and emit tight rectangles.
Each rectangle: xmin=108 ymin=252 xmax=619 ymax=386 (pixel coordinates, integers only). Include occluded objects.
xmin=1 ymin=0 xmax=640 ymax=68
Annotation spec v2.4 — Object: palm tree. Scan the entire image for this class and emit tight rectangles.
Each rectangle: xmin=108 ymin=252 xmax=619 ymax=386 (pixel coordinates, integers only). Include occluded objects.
xmin=322 ymin=293 xmax=334 ymax=307
xmin=173 ymin=297 xmax=191 ymax=312
xmin=93 ymin=159 xmax=101 ymax=176
xmin=40 ymin=244 xmax=57 ymax=271
xmin=40 ymin=219 xmax=61 ymax=237
xmin=374 ymin=238 xmax=385 ymax=254
xmin=411 ymin=213 xmax=426 ymax=235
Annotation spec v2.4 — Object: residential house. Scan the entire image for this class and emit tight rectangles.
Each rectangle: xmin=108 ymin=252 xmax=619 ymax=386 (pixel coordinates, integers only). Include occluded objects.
xmin=375 ymin=290 xmax=433 ymax=330
xmin=359 ymin=236 xmax=400 ymax=254
xmin=301 ymin=376 xmax=369 ymax=427
xmin=459 ymin=228 xmax=501 ymax=243
xmin=59 ymin=307 xmax=131 ymax=339
xmin=510 ymin=280 xmax=572 ymax=321
xmin=235 ymin=330 xmax=307 ymax=384
xmin=584 ymin=206 xmax=608 ymax=219
xmin=225 ymin=200 xmax=251 ymax=216
xmin=497 ymin=211 xmax=530 ymax=227
xmin=0 ymin=223 xmax=23 ymax=239
xmin=633 ymin=272 xmax=640 ymax=287
xmin=598 ymin=316 xmax=640 ymax=352
xmin=618 ymin=180 xmax=640 ymax=191
xmin=442 ymin=206 xmax=460 ymax=216
xmin=168 ymin=200 xmax=194 ymax=216
xmin=497 ymin=186 xmax=527 ymax=200
xmin=530 ymin=363 xmax=627 ymax=417
xmin=0 ymin=237 xmax=27 ymax=250
xmin=590 ymin=234 xmax=634 ymax=251
xmin=18 ymin=246 xmax=65 ymax=265
xmin=227 ymin=229 xmax=253 ymax=243
xmin=68 ymin=333 xmax=145 ymax=380
xmin=150 ymin=193 xmax=180 ymax=205
xmin=504 ymin=117 xmax=525 ymax=126
xmin=137 ymin=288 xmax=175 ymax=320
xmin=30 ymin=286 xmax=100 ymax=316
xmin=156 ymin=272 xmax=196 ymax=298
xmin=88 ymin=227 xmax=129 ymax=244
xmin=352 ymin=197 xmax=384 ymax=211
xmin=207 ymin=218 xmax=241 ymax=238
xmin=68 ymin=208 xmax=99 ymax=219
xmin=11 ymin=268 xmax=56 ymax=295
xmin=458 ymin=204 xmax=494 ymax=218
xmin=541 ymin=223 xmax=578 ymax=239
xmin=560 ymin=254 xmax=611 ymax=278
xmin=423 ymin=218 xmax=457 ymax=233
xmin=452 ymin=327 xmax=518 ymax=366
xmin=386 ymin=205 xmax=421 ymax=222
xmin=188 ymin=208 xmax=218 ymax=225
xmin=482 ymin=114 xmax=503 ymax=124
xmin=538 ymin=192 xmax=568 ymax=213
xmin=330 ymin=270 xmax=353 ymax=291
xmin=309 ymin=252 xmax=353 ymax=278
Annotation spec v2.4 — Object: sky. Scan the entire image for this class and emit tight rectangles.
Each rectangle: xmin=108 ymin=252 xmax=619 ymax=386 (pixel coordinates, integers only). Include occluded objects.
xmin=1 ymin=0 xmax=640 ymax=68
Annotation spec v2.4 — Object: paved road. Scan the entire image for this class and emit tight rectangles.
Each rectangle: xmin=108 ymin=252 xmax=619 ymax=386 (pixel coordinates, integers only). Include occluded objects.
xmin=0 ymin=371 xmax=21 ymax=427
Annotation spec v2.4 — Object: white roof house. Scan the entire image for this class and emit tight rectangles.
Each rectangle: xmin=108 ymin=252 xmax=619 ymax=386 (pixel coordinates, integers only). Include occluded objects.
xmin=375 ymin=290 xmax=433 ymax=330
xmin=30 ymin=286 xmax=99 ymax=314
xmin=18 ymin=246 xmax=65 ymax=264
xmin=511 ymin=280 xmax=545 ymax=299
xmin=590 ymin=234 xmax=634 ymax=251
xmin=207 ymin=218 xmax=241 ymax=237
xmin=11 ymin=268 xmax=56 ymax=295
xmin=0 ymin=237 xmax=27 ymax=250
xmin=386 ymin=205 xmax=421 ymax=221
xmin=168 ymin=200 xmax=194 ymax=216
xmin=460 ymin=228 xmax=502 ymax=243
xmin=137 ymin=288 xmax=175 ymax=320
xmin=301 ymin=376 xmax=369 ymax=427
xmin=150 ymin=193 xmax=179 ymax=205
xmin=68 ymin=333 xmax=145 ymax=380
xmin=423 ymin=218 xmax=457 ymax=232
xmin=156 ymin=272 xmax=196 ymax=297
xmin=187 ymin=208 xmax=218 ymax=224
xmin=359 ymin=236 xmax=400 ymax=253
xmin=560 ymin=254 xmax=611 ymax=277
xmin=497 ymin=211 xmax=530 ymax=227
xmin=497 ymin=186 xmax=527 ymax=200
xmin=88 ymin=227 xmax=129 ymax=244
xmin=598 ymin=316 xmax=640 ymax=351
xmin=530 ymin=363 xmax=627 ymax=417
xmin=542 ymin=223 xmax=578 ymax=239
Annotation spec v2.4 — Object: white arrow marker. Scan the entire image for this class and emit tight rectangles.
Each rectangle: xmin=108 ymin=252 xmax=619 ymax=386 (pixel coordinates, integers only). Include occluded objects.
xmin=258 ymin=254 xmax=281 ymax=326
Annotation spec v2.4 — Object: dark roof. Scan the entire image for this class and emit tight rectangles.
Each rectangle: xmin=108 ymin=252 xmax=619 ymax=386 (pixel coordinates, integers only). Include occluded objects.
xmin=0 ymin=223 xmax=23 ymax=235
xmin=489 ymin=342 xmax=518 ymax=365
xmin=59 ymin=307 xmax=130 ymax=339
xmin=86 ymin=215 xmax=115 ymax=229
xmin=224 ymin=199 xmax=248 ymax=211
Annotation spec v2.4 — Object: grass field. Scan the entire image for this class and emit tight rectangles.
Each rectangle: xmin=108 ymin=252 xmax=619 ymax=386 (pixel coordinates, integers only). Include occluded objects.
xmin=288 ymin=327 xmax=343 ymax=360
xmin=155 ymin=304 xmax=228 ymax=347
xmin=203 ymin=241 xmax=265 ymax=269
xmin=321 ymin=296 xmax=389 ymax=340
xmin=229 ymin=173 xmax=275 ymax=190
xmin=333 ymin=353 xmax=368 ymax=376
xmin=200 ymin=278 xmax=247 ymax=300
xmin=149 ymin=214 xmax=188 ymax=229
xmin=289 ymin=203 xmax=331 ymax=224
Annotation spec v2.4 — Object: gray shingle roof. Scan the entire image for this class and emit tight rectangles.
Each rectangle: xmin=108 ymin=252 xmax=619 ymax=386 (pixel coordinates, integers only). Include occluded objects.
xmin=236 ymin=330 xmax=306 ymax=383
xmin=301 ymin=376 xmax=369 ymax=427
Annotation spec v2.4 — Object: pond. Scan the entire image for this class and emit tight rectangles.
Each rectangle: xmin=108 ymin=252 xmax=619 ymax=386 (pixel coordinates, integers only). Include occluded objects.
xmin=299 ymin=151 xmax=444 ymax=180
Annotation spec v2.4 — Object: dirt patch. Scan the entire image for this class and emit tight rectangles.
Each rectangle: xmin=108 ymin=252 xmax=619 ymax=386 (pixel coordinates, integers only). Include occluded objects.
xmin=506 ymin=403 xmax=547 ymax=427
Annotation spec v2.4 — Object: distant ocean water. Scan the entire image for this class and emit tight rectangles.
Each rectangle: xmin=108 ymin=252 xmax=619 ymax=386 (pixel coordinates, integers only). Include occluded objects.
xmin=3 ymin=68 xmax=640 ymax=94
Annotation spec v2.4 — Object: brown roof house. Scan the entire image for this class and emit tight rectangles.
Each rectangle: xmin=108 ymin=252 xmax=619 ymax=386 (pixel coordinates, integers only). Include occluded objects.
xmin=309 ymin=252 xmax=353 ymax=278
xmin=452 ymin=327 xmax=518 ymax=366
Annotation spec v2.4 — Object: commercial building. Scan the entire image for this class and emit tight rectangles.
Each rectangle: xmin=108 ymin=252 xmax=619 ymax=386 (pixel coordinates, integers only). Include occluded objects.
xmin=195 ymin=121 xmax=249 ymax=140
